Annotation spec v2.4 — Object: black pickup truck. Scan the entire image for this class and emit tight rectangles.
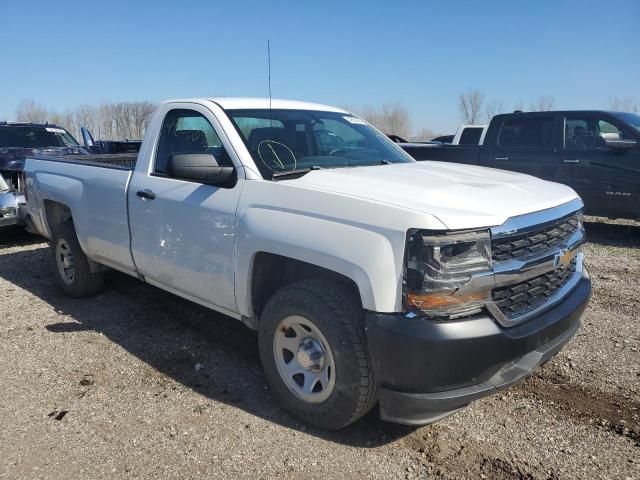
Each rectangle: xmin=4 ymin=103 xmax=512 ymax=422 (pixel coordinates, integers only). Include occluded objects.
xmin=400 ymin=111 xmax=640 ymax=219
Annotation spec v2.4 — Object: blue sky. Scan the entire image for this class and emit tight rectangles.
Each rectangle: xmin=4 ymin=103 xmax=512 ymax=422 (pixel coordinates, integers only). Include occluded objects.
xmin=1 ymin=0 xmax=639 ymax=133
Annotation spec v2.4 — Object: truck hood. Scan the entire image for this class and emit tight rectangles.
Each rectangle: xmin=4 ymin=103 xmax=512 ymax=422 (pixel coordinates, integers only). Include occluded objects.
xmin=291 ymin=161 xmax=580 ymax=229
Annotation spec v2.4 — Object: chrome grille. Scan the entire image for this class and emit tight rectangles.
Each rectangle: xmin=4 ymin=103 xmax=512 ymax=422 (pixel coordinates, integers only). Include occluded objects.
xmin=492 ymin=214 xmax=581 ymax=262
xmin=492 ymin=258 xmax=577 ymax=321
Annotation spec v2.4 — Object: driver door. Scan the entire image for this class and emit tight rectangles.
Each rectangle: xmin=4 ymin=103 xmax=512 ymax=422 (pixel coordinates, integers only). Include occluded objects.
xmin=128 ymin=104 xmax=242 ymax=315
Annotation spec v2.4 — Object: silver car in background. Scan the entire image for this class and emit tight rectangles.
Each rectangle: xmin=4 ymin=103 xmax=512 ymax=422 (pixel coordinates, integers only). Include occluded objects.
xmin=0 ymin=174 xmax=24 ymax=228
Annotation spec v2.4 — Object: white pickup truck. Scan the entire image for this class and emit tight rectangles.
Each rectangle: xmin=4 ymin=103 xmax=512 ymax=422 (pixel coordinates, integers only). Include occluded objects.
xmin=451 ymin=124 xmax=488 ymax=145
xmin=24 ymin=98 xmax=591 ymax=429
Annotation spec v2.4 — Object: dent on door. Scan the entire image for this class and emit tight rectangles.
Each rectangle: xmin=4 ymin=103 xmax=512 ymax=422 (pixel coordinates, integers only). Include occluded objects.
xmin=130 ymin=179 xmax=239 ymax=313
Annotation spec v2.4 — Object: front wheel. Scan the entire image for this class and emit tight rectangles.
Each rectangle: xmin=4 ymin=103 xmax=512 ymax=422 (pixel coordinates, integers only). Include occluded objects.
xmin=258 ymin=279 xmax=377 ymax=429
xmin=51 ymin=221 xmax=104 ymax=298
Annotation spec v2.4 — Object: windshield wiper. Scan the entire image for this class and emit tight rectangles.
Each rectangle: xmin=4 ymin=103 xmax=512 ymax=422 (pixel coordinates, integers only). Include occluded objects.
xmin=272 ymin=165 xmax=323 ymax=180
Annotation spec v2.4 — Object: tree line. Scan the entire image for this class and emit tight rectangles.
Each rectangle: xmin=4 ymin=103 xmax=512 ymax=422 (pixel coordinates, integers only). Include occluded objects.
xmin=353 ymin=93 xmax=639 ymax=141
xmin=14 ymin=100 xmax=156 ymax=141
xmin=458 ymin=90 xmax=639 ymax=125
xmin=13 ymin=94 xmax=639 ymax=144
xmin=458 ymin=89 xmax=558 ymax=125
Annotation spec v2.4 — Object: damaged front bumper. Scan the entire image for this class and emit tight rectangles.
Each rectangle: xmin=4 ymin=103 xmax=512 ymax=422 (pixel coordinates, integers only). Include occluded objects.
xmin=365 ymin=270 xmax=591 ymax=425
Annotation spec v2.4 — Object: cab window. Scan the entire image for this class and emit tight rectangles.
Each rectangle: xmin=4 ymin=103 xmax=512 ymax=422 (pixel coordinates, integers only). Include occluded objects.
xmin=564 ymin=116 xmax=627 ymax=150
xmin=155 ymin=109 xmax=232 ymax=175
xmin=498 ymin=117 xmax=555 ymax=149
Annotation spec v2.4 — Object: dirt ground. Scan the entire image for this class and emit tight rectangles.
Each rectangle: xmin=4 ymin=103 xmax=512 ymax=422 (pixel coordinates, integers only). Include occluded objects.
xmin=0 ymin=218 xmax=638 ymax=480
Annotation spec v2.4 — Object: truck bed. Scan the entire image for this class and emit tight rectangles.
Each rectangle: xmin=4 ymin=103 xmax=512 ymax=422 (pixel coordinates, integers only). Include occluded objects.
xmin=25 ymin=154 xmax=137 ymax=274
xmin=32 ymin=153 xmax=138 ymax=170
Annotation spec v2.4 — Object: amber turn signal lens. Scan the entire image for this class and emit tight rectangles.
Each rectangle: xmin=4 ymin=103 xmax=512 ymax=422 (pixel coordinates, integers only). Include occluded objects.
xmin=406 ymin=290 xmax=489 ymax=310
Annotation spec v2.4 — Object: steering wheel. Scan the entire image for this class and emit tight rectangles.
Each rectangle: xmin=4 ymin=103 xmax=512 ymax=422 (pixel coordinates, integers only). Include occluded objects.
xmin=328 ymin=148 xmax=351 ymax=157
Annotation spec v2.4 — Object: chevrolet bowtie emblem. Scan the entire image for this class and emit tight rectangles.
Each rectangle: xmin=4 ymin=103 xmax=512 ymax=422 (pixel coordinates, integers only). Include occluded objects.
xmin=556 ymin=249 xmax=574 ymax=269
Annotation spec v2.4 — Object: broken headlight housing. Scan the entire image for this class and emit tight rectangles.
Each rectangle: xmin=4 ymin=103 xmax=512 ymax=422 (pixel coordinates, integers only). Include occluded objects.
xmin=404 ymin=229 xmax=492 ymax=319
xmin=0 ymin=207 xmax=17 ymax=218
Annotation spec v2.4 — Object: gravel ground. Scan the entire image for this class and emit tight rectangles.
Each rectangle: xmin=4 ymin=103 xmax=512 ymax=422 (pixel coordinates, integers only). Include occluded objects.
xmin=0 ymin=219 xmax=638 ymax=480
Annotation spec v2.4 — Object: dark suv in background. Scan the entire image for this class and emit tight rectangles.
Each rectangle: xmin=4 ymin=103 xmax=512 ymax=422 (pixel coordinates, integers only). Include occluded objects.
xmin=0 ymin=122 xmax=83 ymax=228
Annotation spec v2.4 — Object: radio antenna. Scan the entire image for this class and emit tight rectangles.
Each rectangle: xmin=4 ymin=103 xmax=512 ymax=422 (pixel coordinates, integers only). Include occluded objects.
xmin=268 ymin=40 xmax=273 ymax=126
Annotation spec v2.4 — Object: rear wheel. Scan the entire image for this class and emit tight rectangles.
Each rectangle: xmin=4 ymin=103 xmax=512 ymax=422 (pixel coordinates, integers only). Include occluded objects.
xmin=51 ymin=221 xmax=104 ymax=297
xmin=258 ymin=279 xmax=377 ymax=429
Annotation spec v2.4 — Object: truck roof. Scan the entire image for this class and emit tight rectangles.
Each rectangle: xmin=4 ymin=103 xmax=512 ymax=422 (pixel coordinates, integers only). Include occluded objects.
xmin=498 ymin=110 xmax=628 ymax=117
xmin=165 ymin=97 xmax=349 ymax=113
xmin=0 ymin=121 xmax=66 ymax=128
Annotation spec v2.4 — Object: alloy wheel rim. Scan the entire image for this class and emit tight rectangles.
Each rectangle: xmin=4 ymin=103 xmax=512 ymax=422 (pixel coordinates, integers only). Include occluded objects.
xmin=272 ymin=315 xmax=336 ymax=404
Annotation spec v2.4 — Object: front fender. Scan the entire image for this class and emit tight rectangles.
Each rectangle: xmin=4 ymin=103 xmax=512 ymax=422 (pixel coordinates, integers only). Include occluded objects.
xmin=235 ymin=205 xmax=405 ymax=316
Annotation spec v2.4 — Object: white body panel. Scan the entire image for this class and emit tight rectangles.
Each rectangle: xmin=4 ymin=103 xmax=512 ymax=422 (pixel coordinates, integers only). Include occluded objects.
xmin=24 ymin=97 xmax=582 ymax=320
xmin=25 ymin=159 xmax=136 ymax=273
xmin=286 ymin=161 xmax=578 ymax=230
xmin=234 ymin=180 xmax=446 ymax=315
xmin=127 ymin=101 xmax=245 ymax=315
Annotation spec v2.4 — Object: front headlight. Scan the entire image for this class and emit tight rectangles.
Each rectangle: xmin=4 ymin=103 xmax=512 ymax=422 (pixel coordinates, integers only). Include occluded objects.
xmin=404 ymin=229 xmax=492 ymax=318
xmin=0 ymin=207 xmax=17 ymax=218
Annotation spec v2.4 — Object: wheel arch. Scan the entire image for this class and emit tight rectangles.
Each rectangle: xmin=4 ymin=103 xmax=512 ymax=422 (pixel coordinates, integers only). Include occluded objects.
xmin=44 ymin=200 xmax=106 ymax=274
xmin=248 ymin=252 xmax=364 ymax=322
xmin=43 ymin=199 xmax=73 ymax=235
xmin=235 ymin=203 xmax=406 ymax=321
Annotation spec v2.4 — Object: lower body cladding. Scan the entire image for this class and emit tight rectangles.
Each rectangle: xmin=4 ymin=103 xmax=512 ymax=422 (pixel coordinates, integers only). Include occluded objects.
xmin=365 ymin=271 xmax=591 ymax=425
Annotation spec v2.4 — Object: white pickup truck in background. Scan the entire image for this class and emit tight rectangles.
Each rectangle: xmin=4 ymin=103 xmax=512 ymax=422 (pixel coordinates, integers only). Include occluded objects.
xmin=24 ymin=98 xmax=591 ymax=429
xmin=451 ymin=124 xmax=488 ymax=145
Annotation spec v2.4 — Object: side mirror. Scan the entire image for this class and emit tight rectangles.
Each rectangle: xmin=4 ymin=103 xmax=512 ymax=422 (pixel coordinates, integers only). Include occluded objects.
xmin=167 ymin=153 xmax=235 ymax=187
xmin=605 ymin=138 xmax=637 ymax=150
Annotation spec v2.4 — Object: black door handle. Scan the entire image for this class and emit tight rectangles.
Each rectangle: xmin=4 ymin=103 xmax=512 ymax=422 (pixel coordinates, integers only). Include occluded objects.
xmin=136 ymin=189 xmax=156 ymax=200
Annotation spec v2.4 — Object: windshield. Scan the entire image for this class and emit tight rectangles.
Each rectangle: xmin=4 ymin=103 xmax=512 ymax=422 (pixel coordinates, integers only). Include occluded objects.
xmin=613 ymin=112 xmax=640 ymax=134
xmin=225 ymin=109 xmax=414 ymax=179
xmin=0 ymin=126 xmax=79 ymax=149
xmin=0 ymin=175 xmax=9 ymax=193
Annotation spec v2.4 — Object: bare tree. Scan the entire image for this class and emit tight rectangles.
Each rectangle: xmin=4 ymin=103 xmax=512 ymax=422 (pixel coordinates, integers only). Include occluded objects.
xmin=13 ymin=99 xmax=157 ymax=141
xmin=15 ymin=100 xmax=49 ymax=123
xmin=379 ymin=102 xmax=411 ymax=138
xmin=484 ymin=99 xmax=504 ymax=123
xmin=98 ymin=103 xmax=115 ymax=140
xmin=352 ymin=103 xmax=411 ymax=138
xmin=48 ymin=110 xmax=77 ymax=137
xmin=358 ymin=105 xmax=382 ymax=129
xmin=128 ymin=101 xmax=156 ymax=139
xmin=608 ymin=96 xmax=638 ymax=113
xmin=530 ymin=95 xmax=555 ymax=112
xmin=513 ymin=101 xmax=525 ymax=111
xmin=458 ymin=89 xmax=485 ymax=124
xmin=111 ymin=103 xmax=129 ymax=139
xmin=74 ymin=104 xmax=98 ymax=140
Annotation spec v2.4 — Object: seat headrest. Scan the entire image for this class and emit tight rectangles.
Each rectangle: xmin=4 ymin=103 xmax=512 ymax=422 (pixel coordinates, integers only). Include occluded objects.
xmin=248 ymin=127 xmax=286 ymax=151
xmin=172 ymin=130 xmax=208 ymax=152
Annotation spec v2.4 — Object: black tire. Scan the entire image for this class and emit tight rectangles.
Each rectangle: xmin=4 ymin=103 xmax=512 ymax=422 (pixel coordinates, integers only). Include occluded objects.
xmin=258 ymin=279 xmax=377 ymax=429
xmin=51 ymin=220 xmax=104 ymax=298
